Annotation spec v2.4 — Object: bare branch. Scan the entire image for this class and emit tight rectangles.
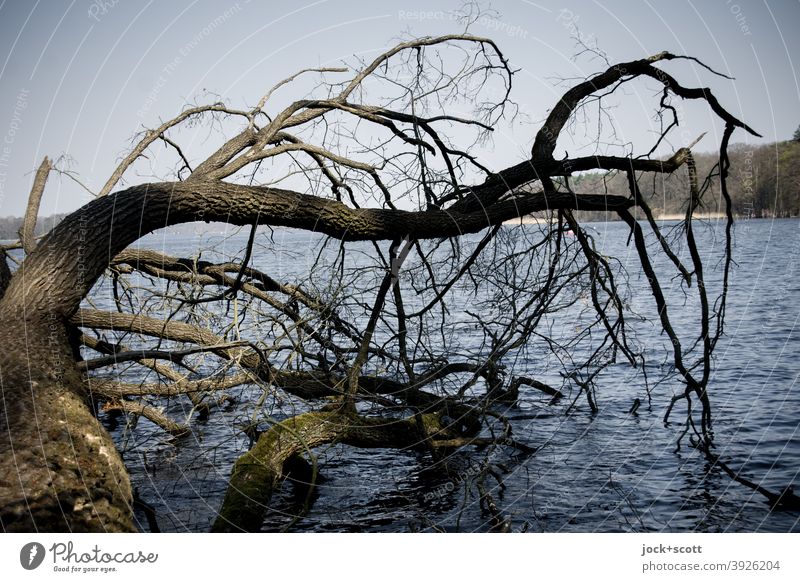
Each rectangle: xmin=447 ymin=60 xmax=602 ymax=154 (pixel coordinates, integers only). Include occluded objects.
xmin=19 ymin=157 xmax=51 ymax=255
xmin=99 ymin=103 xmax=250 ymax=196
xmin=79 ymin=341 xmax=250 ymax=371
xmin=103 ymin=400 xmax=189 ymax=436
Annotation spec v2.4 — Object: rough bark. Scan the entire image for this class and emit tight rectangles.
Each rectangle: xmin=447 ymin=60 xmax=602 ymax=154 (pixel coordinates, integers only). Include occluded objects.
xmin=0 ymin=40 xmax=763 ymax=532
xmin=0 ymin=178 xmax=611 ymax=531
xmin=0 ymin=251 xmax=11 ymax=300
xmin=0 ymin=317 xmax=134 ymax=532
xmin=18 ymin=157 xmax=51 ymax=256
xmin=212 ymin=410 xmax=461 ymax=532
xmin=2 ymin=181 xmax=630 ymax=322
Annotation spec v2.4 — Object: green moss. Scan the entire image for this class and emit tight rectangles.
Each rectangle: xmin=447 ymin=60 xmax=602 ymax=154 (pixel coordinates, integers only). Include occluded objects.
xmin=214 ymin=412 xmax=337 ymax=532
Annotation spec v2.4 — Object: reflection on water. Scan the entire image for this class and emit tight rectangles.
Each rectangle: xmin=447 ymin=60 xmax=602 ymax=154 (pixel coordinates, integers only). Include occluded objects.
xmin=104 ymin=218 xmax=799 ymax=532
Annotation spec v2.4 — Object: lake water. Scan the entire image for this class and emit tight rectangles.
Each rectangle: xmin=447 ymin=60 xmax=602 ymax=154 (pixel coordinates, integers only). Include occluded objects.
xmin=98 ymin=217 xmax=799 ymax=532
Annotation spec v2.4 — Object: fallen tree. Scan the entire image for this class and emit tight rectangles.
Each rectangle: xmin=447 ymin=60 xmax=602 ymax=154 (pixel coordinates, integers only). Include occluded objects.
xmin=1 ymin=32 xmax=794 ymax=533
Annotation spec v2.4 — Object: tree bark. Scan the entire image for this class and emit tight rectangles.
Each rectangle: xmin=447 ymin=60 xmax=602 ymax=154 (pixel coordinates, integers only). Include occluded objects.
xmin=0 ymin=40 xmax=762 ymax=532
xmin=18 ymin=157 xmax=51 ymax=256
xmin=0 ymin=316 xmax=134 ymax=532
xmin=0 ymin=179 xmax=615 ymax=531
xmin=212 ymin=410 xmax=459 ymax=532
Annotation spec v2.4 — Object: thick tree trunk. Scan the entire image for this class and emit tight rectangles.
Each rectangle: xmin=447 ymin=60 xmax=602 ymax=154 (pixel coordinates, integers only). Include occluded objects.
xmin=0 ymin=44 xmax=762 ymax=533
xmin=0 ymin=180 xmax=627 ymax=531
xmin=0 ymin=315 xmax=134 ymax=531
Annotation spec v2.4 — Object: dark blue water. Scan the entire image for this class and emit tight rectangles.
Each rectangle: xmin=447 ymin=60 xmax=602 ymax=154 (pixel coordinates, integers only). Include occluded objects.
xmin=100 ymin=218 xmax=799 ymax=532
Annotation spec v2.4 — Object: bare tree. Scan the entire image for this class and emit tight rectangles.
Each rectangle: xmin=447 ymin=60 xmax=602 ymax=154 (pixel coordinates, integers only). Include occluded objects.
xmin=1 ymin=33 xmax=794 ymax=532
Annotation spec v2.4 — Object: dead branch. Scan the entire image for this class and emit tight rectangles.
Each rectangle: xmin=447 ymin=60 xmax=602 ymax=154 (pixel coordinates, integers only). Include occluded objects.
xmin=18 ymin=157 xmax=51 ymax=255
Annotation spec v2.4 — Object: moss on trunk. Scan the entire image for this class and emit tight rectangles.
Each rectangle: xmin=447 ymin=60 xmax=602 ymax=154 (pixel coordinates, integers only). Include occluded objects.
xmin=212 ymin=410 xmax=459 ymax=532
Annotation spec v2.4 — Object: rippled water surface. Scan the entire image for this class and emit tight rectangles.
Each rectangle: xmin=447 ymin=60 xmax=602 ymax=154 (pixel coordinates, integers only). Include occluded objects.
xmin=103 ymin=218 xmax=799 ymax=532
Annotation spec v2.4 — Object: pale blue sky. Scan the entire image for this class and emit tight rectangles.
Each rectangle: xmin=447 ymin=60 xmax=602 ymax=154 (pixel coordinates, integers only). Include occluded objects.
xmin=0 ymin=0 xmax=798 ymax=216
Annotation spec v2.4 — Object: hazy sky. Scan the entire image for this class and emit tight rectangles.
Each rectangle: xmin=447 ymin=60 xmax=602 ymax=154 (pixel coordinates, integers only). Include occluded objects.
xmin=0 ymin=0 xmax=798 ymax=216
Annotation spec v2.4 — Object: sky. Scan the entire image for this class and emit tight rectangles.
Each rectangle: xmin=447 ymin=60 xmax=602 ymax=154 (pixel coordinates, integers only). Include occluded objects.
xmin=0 ymin=0 xmax=798 ymax=216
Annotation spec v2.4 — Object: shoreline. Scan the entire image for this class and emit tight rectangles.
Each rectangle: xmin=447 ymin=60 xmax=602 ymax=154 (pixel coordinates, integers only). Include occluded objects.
xmin=503 ymin=212 xmax=752 ymax=225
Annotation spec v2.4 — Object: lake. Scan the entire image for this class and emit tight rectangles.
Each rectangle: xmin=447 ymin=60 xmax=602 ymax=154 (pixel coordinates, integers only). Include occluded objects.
xmin=95 ymin=217 xmax=799 ymax=532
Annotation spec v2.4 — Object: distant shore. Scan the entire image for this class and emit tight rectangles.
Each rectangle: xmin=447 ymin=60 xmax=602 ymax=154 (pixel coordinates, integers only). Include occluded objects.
xmin=503 ymin=212 xmax=731 ymax=225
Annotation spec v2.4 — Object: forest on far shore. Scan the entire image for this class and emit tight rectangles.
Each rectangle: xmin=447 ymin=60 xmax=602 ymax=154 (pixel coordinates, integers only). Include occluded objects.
xmin=570 ymin=136 xmax=800 ymax=222
xmin=2 ymin=136 xmax=799 ymax=240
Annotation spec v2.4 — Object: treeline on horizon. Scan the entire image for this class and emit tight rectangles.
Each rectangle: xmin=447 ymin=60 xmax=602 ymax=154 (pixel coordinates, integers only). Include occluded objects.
xmin=570 ymin=137 xmax=800 ymax=222
xmin=1 ymin=138 xmax=798 ymax=240
xmin=0 ymin=213 xmax=67 ymax=241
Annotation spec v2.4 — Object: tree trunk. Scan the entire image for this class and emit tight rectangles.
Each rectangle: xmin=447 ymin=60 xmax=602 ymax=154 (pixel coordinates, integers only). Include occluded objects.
xmin=0 ymin=315 xmax=135 ymax=531
xmin=0 ymin=180 xmax=630 ymax=531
